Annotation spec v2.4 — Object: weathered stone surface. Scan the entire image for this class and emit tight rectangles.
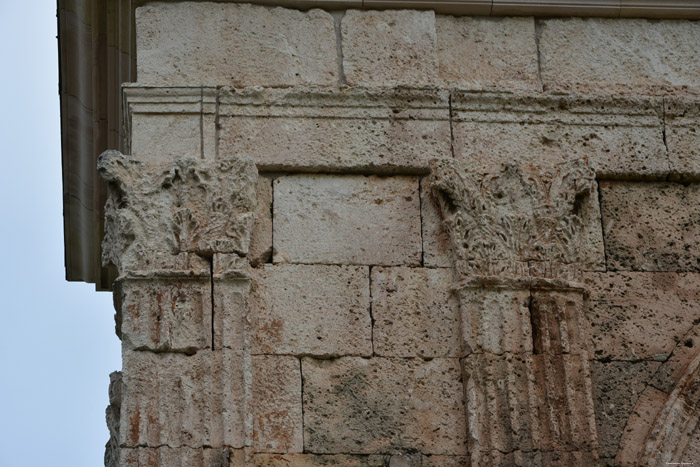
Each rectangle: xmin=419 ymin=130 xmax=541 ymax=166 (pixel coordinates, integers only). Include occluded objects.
xmin=217 ymin=87 xmax=450 ymax=173
xmin=666 ymin=97 xmax=700 ymax=178
xmin=615 ymin=385 xmax=668 ymax=466
xmin=539 ymin=18 xmax=700 ymax=95
xmin=213 ymin=277 xmax=250 ymax=353
xmin=590 ymin=360 xmax=661 ymax=459
xmin=120 ymin=447 xmax=232 ymax=467
xmin=530 ymin=289 xmax=590 ymax=356
xmin=136 ymin=3 xmax=337 ymax=86
xmin=105 ymin=372 xmax=122 ymax=467
xmin=584 ymin=272 xmax=700 ymax=361
xmin=422 ymin=455 xmax=470 ymax=467
xmin=120 ymin=349 xmax=246 ymax=448
xmin=471 ymin=449 xmax=599 ymax=467
xmin=253 ymin=454 xmax=385 ymax=466
xmin=302 ymin=357 xmax=467 ymax=455
xmin=458 ymin=287 xmax=533 ymax=355
xmin=421 ymin=180 xmax=453 ymax=268
xmin=251 ymin=264 xmax=371 ymax=356
xmin=436 ymin=16 xmax=539 ymax=91
xmin=249 ymin=177 xmax=273 ymax=267
xmin=342 ymin=10 xmax=437 ymax=87
xmin=114 ymin=276 xmax=212 ymax=352
xmin=451 ymin=92 xmax=667 ymax=179
xmin=600 ymin=182 xmax=700 ymax=272
xmin=371 ymin=267 xmax=460 ymax=358
xmin=98 ymin=151 xmax=258 ymax=273
xmin=463 ymin=352 xmax=598 ymax=455
xmin=430 ymin=158 xmax=599 ymax=277
xmin=388 ymin=453 xmax=421 ymax=467
xmin=252 ymin=356 xmax=303 ymax=453
xmin=274 ymin=175 xmax=421 ymax=266
xmin=649 ymin=323 xmax=700 ymax=394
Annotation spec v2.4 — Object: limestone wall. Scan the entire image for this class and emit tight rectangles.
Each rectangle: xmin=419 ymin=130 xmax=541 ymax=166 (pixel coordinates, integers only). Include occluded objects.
xmin=104 ymin=3 xmax=700 ymax=466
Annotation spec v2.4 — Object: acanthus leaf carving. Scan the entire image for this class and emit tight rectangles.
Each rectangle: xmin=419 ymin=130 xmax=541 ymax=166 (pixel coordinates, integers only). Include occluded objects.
xmin=98 ymin=150 xmax=258 ymax=274
xmin=429 ymin=157 xmax=596 ymax=279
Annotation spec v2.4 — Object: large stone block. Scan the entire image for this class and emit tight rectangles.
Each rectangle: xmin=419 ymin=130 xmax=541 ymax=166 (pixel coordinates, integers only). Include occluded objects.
xmin=251 ymin=264 xmax=371 ymax=357
xmin=590 ymin=360 xmax=661 ymax=459
xmin=451 ymin=92 xmax=667 ymax=179
xmin=371 ymin=267 xmax=460 ymax=358
xmin=584 ymin=272 xmax=700 ymax=361
xmin=341 ymin=10 xmax=438 ymax=87
xmin=217 ymin=87 xmax=450 ymax=173
xmin=436 ymin=16 xmax=539 ymax=91
xmin=120 ymin=447 xmax=232 ymax=467
xmin=253 ymin=454 xmax=386 ymax=466
xmin=252 ymin=356 xmax=303 ymax=453
xmin=120 ymin=350 xmax=247 ymax=449
xmin=250 ymin=177 xmax=273 ymax=267
xmin=273 ymin=175 xmax=422 ymax=266
xmin=136 ymin=3 xmax=337 ymax=86
xmin=666 ymin=97 xmax=700 ymax=178
xmin=302 ymin=357 xmax=467 ymax=455
xmin=538 ymin=18 xmax=700 ymax=95
xmin=114 ymin=276 xmax=212 ymax=353
xmin=600 ymin=182 xmax=700 ymax=271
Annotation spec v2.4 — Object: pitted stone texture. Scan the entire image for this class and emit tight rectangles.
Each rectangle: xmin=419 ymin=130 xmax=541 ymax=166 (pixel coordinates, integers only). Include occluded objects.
xmin=451 ymin=92 xmax=667 ymax=179
xmin=436 ymin=16 xmax=539 ymax=91
xmin=463 ymin=352 xmax=598 ymax=455
xmin=252 ymin=356 xmax=303 ymax=453
xmin=371 ymin=267 xmax=460 ymax=358
xmin=98 ymin=151 xmax=257 ymax=273
xmin=274 ymin=175 xmax=421 ymax=266
xmin=217 ymin=87 xmax=450 ymax=173
xmin=539 ymin=18 xmax=700 ymax=95
xmin=421 ymin=181 xmax=453 ymax=268
xmin=114 ymin=276 xmax=212 ymax=353
xmin=136 ymin=3 xmax=337 ymax=86
xmin=342 ymin=10 xmax=438 ymax=87
xmin=302 ymin=357 xmax=467 ymax=455
xmin=422 ymin=455 xmax=470 ymax=467
xmin=458 ymin=287 xmax=533 ymax=356
xmin=250 ymin=178 xmax=273 ymax=267
xmin=388 ymin=453 xmax=421 ymax=467
xmin=584 ymin=272 xmax=700 ymax=361
xmin=120 ymin=447 xmax=232 ymax=467
xmin=472 ymin=449 xmax=599 ymax=467
xmin=253 ymin=454 xmax=385 ymax=466
xmin=590 ymin=360 xmax=661 ymax=459
xmin=615 ymin=385 xmax=668 ymax=466
xmin=251 ymin=264 xmax=371 ymax=357
xmin=600 ymin=182 xmax=700 ymax=272
xmin=120 ymin=349 xmax=246 ymax=449
xmin=530 ymin=289 xmax=590 ymax=356
xmin=650 ymin=324 xmax=700 ymax=394
xmin=666 ymin=98 xmax=700 ymax=177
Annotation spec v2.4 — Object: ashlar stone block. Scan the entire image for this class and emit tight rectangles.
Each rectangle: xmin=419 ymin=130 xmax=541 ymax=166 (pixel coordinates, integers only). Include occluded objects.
xmin=539 ymin=18 xmax=700 ymax=95
xmin=273 ymin=175 xmax=422 ymax=266
xmin=666 ymin=97 xmax=700 ymax=178
xmin=114 ymin=276 xmax=212 ymax=353
xmin=600 ymin=182 xmax=700 ymax=272
xmin=217 ymin=87 xmax=450 ymax=173
xmin=341 ymin=10 xmax=438 ymax=87
xmin=136 ymin=3 xmax=337 ymax=86
xmin=252 ymin=356 xmax=303 ymax=453
xmin=371 ymin=267 xmax=460 ymax=358
xmin=251 ymin=264 xmax=371 ymax=357
xmin=436 ymin=16 xmax=539 ymax=91
xmin=302 ymin=356 xmax=467 ymax=455
xmin=120 ymin=349 xmax=247 ymax=449
xmin=584 ymin=272 xmax=700 ymax=361
xmin=451 ymin=92 xmax=667 ymax=179
xmin=253 ymin=454 xmax=385 ymax=466
xmin=120 ymin=447 xmax=232 ymax=467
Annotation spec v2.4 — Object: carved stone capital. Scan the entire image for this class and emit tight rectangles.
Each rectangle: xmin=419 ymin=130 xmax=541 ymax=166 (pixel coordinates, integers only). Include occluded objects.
xmin=429 ymin=157 xmax=596 ymax=280
xmin=98 ymin=150 xmax=258 ymax=274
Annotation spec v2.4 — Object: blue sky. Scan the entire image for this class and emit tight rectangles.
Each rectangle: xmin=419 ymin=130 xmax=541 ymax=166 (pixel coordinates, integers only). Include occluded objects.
xmin=0 ymin=2 xmax=122 ymax=465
